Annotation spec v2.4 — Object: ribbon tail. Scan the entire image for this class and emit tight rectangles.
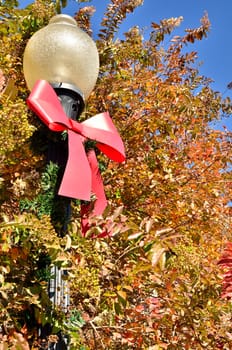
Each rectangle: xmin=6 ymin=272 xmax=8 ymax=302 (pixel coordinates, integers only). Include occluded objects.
xmin=80 ymin=205 xmax=90 ymax=237
xmin=58 ymin=130 xmax=92 ymax=201
xmin=88 ymin=149 xmax=107 ymax=216
xmin=80 ymin=150 xmax=107 ymax=237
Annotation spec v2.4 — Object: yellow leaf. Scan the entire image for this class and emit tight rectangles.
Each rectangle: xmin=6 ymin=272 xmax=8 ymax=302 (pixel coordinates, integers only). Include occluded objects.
xmin=117 ymin=290 xmax=127 ymax=300
xmin=149 ymin=244 xmax=166 ymax=266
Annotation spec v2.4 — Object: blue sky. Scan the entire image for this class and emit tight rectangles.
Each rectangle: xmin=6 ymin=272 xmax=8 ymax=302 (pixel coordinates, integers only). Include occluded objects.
xmin=20 ymin=0 xmax=232 ymax=127
xmin=59 ymin=0 xmax=232 ymax=95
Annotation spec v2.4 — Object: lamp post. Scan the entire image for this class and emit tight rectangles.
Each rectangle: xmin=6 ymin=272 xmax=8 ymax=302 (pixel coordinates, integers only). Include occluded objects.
xmin=23 ymin=13 xmax=125 ymax=349
xmin=23 ymin=14 xmax=100 ymax=349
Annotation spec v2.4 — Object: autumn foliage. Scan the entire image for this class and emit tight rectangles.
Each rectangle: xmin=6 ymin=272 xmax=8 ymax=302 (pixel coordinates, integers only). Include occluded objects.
xmin=1 ymin=0 xmax=232 ymax=349
xmin=218 ymin=242 xmax=232 ymax=299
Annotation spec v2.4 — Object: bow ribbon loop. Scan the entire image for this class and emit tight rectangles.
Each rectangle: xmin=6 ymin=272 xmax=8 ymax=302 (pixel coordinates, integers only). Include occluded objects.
xmin=27 ymin=79 xmax=125 ymax=215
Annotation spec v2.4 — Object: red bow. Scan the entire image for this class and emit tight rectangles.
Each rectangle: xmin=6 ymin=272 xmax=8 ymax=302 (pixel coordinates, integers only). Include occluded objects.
xmin=27 ymin=80 xmax=125 ymax=216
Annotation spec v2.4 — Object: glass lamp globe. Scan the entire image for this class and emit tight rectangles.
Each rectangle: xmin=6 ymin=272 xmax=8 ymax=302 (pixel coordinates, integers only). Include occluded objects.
xmin=23 ymin=14 xmax=99 ymax=102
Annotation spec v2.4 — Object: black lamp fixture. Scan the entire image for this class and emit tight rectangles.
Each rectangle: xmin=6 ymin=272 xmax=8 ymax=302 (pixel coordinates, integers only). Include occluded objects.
xmin=23 ymin=14 xmax=99 ymax=121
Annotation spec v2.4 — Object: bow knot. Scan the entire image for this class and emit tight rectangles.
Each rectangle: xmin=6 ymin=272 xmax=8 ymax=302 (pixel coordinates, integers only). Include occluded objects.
xmin=27 ymin=80 xmax=125 ymax=215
